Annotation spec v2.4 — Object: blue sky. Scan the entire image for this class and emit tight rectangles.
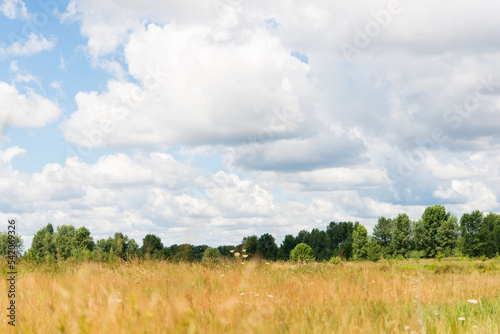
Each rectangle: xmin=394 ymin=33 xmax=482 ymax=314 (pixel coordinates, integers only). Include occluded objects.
xmin=1 ymin=0 xmax=500 ymax=250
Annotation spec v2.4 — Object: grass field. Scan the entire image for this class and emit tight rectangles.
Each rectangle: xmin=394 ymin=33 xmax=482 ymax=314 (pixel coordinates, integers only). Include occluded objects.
xmin=1 ymin=258 xmax=499 ymax=333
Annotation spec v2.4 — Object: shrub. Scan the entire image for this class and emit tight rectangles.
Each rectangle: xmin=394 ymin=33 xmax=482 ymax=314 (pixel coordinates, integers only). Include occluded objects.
xmin=290 ymin=243 xmax=315 ymax=262
xmin=329 ymin=256 xmax=341 ymax=264
xmin=203 ymin=247 xmax=221 ymax=262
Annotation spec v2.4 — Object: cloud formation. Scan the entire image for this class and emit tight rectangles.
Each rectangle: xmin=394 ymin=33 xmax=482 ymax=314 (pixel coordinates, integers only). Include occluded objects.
xmin=3 ymin=0 xmax=500 ymax=248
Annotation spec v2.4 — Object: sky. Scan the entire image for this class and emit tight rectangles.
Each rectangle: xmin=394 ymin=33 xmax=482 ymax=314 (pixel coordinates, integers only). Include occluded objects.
xmin=1 ymin=0 xmax=500 ymax=250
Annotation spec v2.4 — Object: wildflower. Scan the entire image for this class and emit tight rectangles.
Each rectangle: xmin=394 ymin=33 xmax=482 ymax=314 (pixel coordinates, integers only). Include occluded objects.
xmin=404 ymin=326 xmax=410 ymax=330
xmin=230 ymin=250 xmax=235 ymax=253
xmin=434 ymin=310 xmax=439 ymax=316
xmin=243 ymin=255 xmax=248 ymax=258
xmin=220 ymin=274 xmax=224 ymax=278
xmin=239 ymin=293 xmax=245 ymax=296
xmin=267 ymin=294 xmax=274 ymax=298
xmin=473 ymin=325 xmax=478 ymax=329
xmin=467 ymin=299 xmax=478 ymax=304
xmin=255 ymin=293 xmax=260 ymax=296
xmin=234 ymin=252 xmax=240 ymax=258
xmin=266 ymin=262 xmax=270 ymax=265
xmin=458 ymin=317 xmax=466 ymax=321
xmin=242 ymin=249 xmax=246 ymax=253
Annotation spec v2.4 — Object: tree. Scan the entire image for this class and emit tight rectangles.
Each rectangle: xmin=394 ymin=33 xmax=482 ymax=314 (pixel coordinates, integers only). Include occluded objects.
xmin=479 ymin=213 xmax=499 ymax=258
xmin=326 ymin=221 xmax=355 ymax=259
xmin=142 ymin=234 xmax=164 ymax=258
xmin=126 ymin=239 xmax=140 ymax=259
xmin=436 ymin=215 xmax=459 ymax=256
xmin=352 ymin=224 xmax=368 ymax=260
xmin=257 ymin=233 xmax=278 ymax=260
xmin=373 ymin=216 xmax=394 ymax=256
xmin=295 ymin=230 xmax=311 ymax=245
xmin=172 ymin=244 xmax=195 ymax=262
xmin=72 ymin=226 xmax=94 ymax=253
xmin=366 ymin=236 xmax=382 ymax=262
xmin=390 ymin=214 xmax=412 ymax=257
xmin=242 ymin=235 xmax=258 ymax=255
xmin=96 ymin=238 xmax=113 ymax=253
xmin=412 ymin=219 xmax=426 ymax=254
xmin=31 ymin=223 xmax=57 ymax=260
xmin=290 ymin=243 xmax=315 ymax=262
xmin=112 ymin=232 xmax=128 ymax=260
xmin=203 ymin=247 xmax=221 ymax=262
xmin=494 ymin=219 xmax=500 ymax=255
xmin=193 ymin=245 xmax=208 ymax=261
xmin=460 ymin=210 xmax=483 ymax=257
xmin=278 ymin=234 xmax=297 ymax=260
xmin=308 ymin=229 xmax=331 ymax=261
xmin=0 ymin=232 xmax=24 ymax=257
xmin=55 ymin=225 xmax=76 ymax=260
xmin=217 ymin=245 xmax=235 ymax=257
xmin=420 ymin=205 xmax=450 ymax=258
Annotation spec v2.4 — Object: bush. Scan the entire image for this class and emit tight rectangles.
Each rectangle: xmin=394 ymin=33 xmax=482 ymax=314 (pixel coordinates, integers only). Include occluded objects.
xmin=203 ymin=247 xmax=221 ymax=262
xmin=329 ymin=256 xmax=341 ymax=265
xmin=290 ymin=243 xmax=315 ymax=262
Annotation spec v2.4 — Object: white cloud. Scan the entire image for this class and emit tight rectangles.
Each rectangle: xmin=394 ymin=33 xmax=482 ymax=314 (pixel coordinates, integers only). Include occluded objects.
xmin=0 ymin=0 xmax=29 ymax=20
xmin=0 ymin=81 xmax=61 ymax=128
xmin=0 ymin=33 xmax=56 ymax=57
xmin=9 ymin=60 xmax=18 ymax=72
xmin=0 ymin=146 xmax=25 ymax=163
xmin=10 ymin=0 xmax=500 ymax=248
xmin=433 ymin=180 xmax=497 ymax=212
xmin=61 ymin=23 xmax=313 ymax=152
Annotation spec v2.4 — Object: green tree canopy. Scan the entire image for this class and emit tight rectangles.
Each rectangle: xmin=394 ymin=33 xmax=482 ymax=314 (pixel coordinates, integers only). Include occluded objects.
xmin=420 ymin=205 xmax=450 ymax=258
xmin=352 ymin=224 xmax=368 ymax=261
xmin=278 ymin=234 xmax=297 ymax=260
xmin=460 ymin=210 xmax=483 ymax=257
xmin=257 ymin=233 xmax=278 ymax=260
xmin=390 ymin=213 xmax=412 ymax=257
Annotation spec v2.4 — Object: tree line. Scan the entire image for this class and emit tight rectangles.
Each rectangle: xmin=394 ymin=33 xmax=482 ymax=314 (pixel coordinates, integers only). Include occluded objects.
xmin=7 ymin=205 xmax=500 ymax=263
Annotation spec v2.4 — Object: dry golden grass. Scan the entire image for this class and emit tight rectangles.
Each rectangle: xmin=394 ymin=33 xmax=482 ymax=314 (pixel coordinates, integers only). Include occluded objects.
xmin=1 ymin=258 xmax=499 ymax=333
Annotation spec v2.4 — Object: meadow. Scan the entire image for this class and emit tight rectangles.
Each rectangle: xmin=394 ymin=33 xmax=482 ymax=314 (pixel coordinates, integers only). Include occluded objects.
xmin=1 ymin=258 xmax=499 ymax=333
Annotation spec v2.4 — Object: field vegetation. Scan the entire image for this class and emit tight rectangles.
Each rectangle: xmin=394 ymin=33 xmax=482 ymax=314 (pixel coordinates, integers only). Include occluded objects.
xmin=1 ymin=257 xmax=499 ymax=333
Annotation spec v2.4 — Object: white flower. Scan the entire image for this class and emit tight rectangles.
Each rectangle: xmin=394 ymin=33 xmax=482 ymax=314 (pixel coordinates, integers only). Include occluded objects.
xmin=467 ymin=299 xmax=478 ymax=304
xmin=220 ymin=274 xmax=224 ymax=278
xmin=458 ymin=317 xmax=466 ymax=321
xmin=239 ymin=293 xmax=245 ymax=296
xmin=267 ymin=294 xmax=274 ymax=298
xmin=230 ymin=250 xmax=235 ymax=253
xmin=234 ymin=252 xmax=240 ymax=257
xmin=404 ymin=326 xmax=410 ymax=330
xmin=243 ymin=254 xmax=248 ymax=258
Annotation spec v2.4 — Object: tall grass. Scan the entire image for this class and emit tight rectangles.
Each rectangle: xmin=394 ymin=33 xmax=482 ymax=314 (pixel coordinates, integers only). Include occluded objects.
xmin=1 ymin=258 xmax=499 ymax=333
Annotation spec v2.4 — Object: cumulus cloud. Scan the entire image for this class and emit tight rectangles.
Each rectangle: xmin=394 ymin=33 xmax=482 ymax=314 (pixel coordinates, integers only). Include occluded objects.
xmin=61 ymin=23 xmax=314 ymax=152
xmin=0 ymin=81 xmax=60 ymax=128
xmin=9 ymin=0 xmax=498 ymax=247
